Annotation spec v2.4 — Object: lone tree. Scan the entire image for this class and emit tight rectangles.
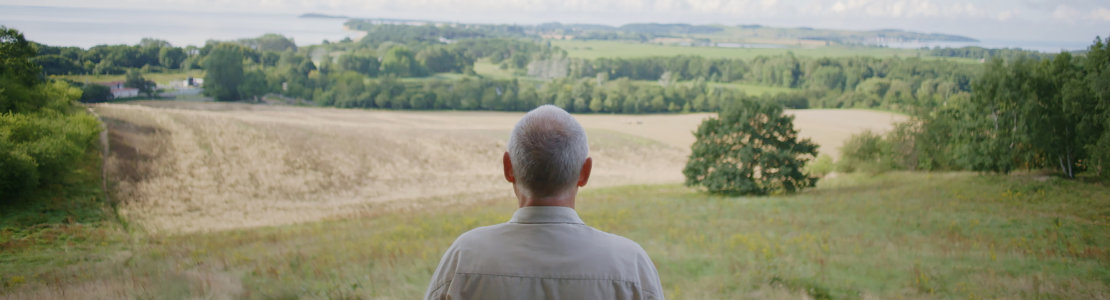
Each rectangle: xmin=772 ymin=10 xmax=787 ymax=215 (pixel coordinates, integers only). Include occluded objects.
xmin=683 ymin=98 xmax=819 ymax=195
xmin=203 ymin=43 xmax=244 ymax=101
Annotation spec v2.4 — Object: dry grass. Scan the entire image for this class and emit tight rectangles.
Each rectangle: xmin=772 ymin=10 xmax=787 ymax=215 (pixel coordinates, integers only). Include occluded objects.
xmin=7 ymin=172 xmax=1105 ymax=299
xmin=91 ymin=101 xmax=903 ymax=234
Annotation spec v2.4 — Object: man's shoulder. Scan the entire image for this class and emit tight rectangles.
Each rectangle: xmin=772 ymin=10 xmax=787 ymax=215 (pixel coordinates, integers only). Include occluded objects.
xmin=445 ymin=223 xmax=513 ymax=251
xmin=452 ymin=223 xmax=507 ymax=242
xmin=584 ymin=226 xmax=650 ymax=255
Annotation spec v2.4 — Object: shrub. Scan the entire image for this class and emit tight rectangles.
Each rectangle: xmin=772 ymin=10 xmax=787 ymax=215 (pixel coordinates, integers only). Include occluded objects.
xmin=0 ymin=135 xmax=38 ymax=197
xmin=837 ymin=130 xmax=899 ymax=173
xmin=80 ymin=84 xmax=113 ymax=103
xmin=0 ymin=111 xmax=101 ymax=201
xmin=806 ymin=154 xmax=835 ymax=177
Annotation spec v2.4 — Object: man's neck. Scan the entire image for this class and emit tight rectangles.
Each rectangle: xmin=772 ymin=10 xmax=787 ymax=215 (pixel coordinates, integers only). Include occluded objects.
xmin=519 ymin=197 xmax=575 ymax=209
xmin=516 ymin=187 xmax=577 ymax=209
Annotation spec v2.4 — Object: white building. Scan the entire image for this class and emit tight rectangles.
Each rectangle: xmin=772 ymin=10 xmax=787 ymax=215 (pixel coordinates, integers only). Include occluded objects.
xmin=100 ymin=81 xmax=139 ymax=99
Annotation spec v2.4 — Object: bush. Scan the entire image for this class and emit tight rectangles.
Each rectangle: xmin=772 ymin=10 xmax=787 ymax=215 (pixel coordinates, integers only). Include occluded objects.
xmin=0 ymin=137 xmax=38 ymax=197
xmin=806 ymin=154 xmax=835 ymax=177
xmin=837 ymin=130 xmax=898 ymax=173
xmin=683 ymin=98 xmax=819 ymax=195
xmin=0 ymin=111 xmax=102 ymax=201
xmin=80 ymin=84 xmax=113 ymax=103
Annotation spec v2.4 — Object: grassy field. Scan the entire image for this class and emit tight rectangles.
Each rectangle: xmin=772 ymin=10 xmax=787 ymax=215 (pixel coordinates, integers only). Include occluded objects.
xmin=630 ymin=80 xmax=798 ymax=96
xmin=3 ymin=172 xmax=1107 ymax=299
xmin=51 ymin=70 xmax=205 ymax=85
xmin=708 ymin=81 xmax=797 ymax=96
xmin=550 ymin=40 xmax=981 ymax=62
xmin=471 ymin=60 xmax=519 ymax=79
xmin=17 ymin=102 xmax=1098 ymax=300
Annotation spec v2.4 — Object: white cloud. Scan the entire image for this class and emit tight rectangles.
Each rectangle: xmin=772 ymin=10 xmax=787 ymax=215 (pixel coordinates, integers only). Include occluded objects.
xmin=996 ymin=10 xmax=1016 ymax=21
xmin=1052 ymin=4 xmax=1081 ymax=21
xmin=1090 ymin=7 xmax=1110 ymax=21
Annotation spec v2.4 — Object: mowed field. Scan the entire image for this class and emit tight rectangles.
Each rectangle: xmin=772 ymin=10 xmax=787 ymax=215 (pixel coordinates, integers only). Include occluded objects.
xmin=91 ymin=101 xmax=903 ymax=234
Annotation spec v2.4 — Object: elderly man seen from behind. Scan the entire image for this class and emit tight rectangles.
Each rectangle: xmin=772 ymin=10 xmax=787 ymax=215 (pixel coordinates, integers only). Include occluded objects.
xmin=424 ymin=105 xmax=664 ymax=300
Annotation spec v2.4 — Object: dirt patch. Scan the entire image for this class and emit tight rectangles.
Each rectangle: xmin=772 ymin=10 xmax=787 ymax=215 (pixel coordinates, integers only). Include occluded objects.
xmin=102 ymin=117 xmax=164 ymax=183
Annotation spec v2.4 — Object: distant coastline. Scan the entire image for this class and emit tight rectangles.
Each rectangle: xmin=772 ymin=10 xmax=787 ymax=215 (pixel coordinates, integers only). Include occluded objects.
xmin=0 ymin=5 xmax=1091 ymax=52
xmin=0 ymin=5 xmax=362 ymax=48
xmin=299 ymin=13 xmax=349 ymax=19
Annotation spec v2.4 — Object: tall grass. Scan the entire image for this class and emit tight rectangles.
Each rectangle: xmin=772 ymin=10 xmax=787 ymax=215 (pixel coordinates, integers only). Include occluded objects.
xmin=3 ymin=172 xmax=1107 ymax=299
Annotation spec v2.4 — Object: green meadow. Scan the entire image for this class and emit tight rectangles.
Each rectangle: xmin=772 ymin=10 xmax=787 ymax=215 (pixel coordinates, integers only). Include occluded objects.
xmin=3 ymin=172 xmax=1107 ymax=299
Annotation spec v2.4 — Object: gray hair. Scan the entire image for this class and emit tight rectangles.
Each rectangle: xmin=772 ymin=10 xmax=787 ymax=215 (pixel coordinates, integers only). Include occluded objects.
xmin=507 ymin=105 xmax=590 ymax=198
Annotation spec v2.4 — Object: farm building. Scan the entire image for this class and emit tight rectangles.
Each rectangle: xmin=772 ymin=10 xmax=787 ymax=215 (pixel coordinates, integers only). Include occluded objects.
xmin=99 ymin=81 xmax=139 ymax=98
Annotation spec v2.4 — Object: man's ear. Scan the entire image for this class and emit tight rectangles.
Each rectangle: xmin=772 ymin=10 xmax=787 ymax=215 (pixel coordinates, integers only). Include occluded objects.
xmin=503 ymin=152 xmax=515 ymax=183
xmin=577 ymin=157 xmax=592 ymax=187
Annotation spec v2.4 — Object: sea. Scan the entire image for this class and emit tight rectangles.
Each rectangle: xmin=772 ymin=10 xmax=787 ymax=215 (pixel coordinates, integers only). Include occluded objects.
xmin=0 ymin=5 xmax=1095 ymax=52
xmin=0 ymin=5 xmax=363 ymax=48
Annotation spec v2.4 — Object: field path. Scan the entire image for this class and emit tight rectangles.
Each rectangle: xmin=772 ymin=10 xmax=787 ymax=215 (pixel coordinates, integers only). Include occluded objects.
xmin=94 ymin=101 xmax=903 ymax=233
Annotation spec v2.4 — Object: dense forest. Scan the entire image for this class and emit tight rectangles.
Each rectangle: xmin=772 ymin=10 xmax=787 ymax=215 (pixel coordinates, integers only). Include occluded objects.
xmin=35 ymin=25 xmax=982 ymax=114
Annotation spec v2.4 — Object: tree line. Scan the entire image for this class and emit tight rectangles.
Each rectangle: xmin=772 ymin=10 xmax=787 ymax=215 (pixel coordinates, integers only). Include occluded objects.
xmin=835 ymin=37 xmax=1109 ymax=179
xmin=536 ymin=54 xmax=978 ymax=111
xmin=311 ymin=75 xmax=748 ymax=113
xmin=194 ymin=36 xmax=979 ymax=113
xmin=927 ymin=46 xmax=1055 ymax=61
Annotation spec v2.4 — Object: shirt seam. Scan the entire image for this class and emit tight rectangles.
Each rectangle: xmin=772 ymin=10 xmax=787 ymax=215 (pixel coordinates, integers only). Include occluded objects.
xmin=429 ymin=280 xmax=449 ymax=296
xmin=456 ymin=272 xmax=641 ymax=285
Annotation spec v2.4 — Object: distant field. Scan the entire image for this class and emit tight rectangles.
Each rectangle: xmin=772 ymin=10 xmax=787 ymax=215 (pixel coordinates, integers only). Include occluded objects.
xmin=707 ymin=81 xmax=798 ymax=95
xmin=471 ymin=60 xmax=519 ymax=79
xmin=631 ymin=80 xmax=798 ymax=96
xmin=52 ymin=70 xmax=204 ymax=85
xmin=85 ymin=101 xmax=901 ymax=233
xmin=4 ymin=172 xmax=1106 ymax=299
xmin=550 ymin=40 xmax=980 ymax=62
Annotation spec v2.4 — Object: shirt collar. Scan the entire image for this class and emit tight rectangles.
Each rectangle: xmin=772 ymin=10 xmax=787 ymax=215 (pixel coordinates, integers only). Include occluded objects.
xmin=509 ymin=206 xmax=585 ymax=225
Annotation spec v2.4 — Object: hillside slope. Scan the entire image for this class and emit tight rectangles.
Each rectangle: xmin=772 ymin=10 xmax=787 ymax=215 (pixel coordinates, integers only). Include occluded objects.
xmin=93 ymin=101 xmax=903 ymax=233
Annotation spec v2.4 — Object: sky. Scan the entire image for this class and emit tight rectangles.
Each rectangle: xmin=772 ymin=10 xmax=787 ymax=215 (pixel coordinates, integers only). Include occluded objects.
xmin=5 ymin=0 xmax=1109 ymax=45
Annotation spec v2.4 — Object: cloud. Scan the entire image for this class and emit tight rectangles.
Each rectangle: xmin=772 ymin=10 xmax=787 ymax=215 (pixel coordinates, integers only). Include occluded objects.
xmin=1052 ymin=4 xmax=1082 ymax=21
xmin=794 ymin=0 xmax=995 ymax=19
xmin=8 ymin=0 xmax=1110 ymax=31
xmin=996 ymin=10 xmax=1016 ymax=21
xmin=1090 ymin=7 xmax=1110 ymax=21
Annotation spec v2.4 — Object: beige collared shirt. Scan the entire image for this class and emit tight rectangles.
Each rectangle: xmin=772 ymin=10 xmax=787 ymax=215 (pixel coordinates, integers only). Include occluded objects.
xmin=424 ymin=206 xmax=664 ymax=300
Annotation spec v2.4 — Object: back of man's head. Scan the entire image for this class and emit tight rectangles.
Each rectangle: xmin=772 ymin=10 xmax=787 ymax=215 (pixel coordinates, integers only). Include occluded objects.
xmin=507 ymin=105 xmax=590 ymax=198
